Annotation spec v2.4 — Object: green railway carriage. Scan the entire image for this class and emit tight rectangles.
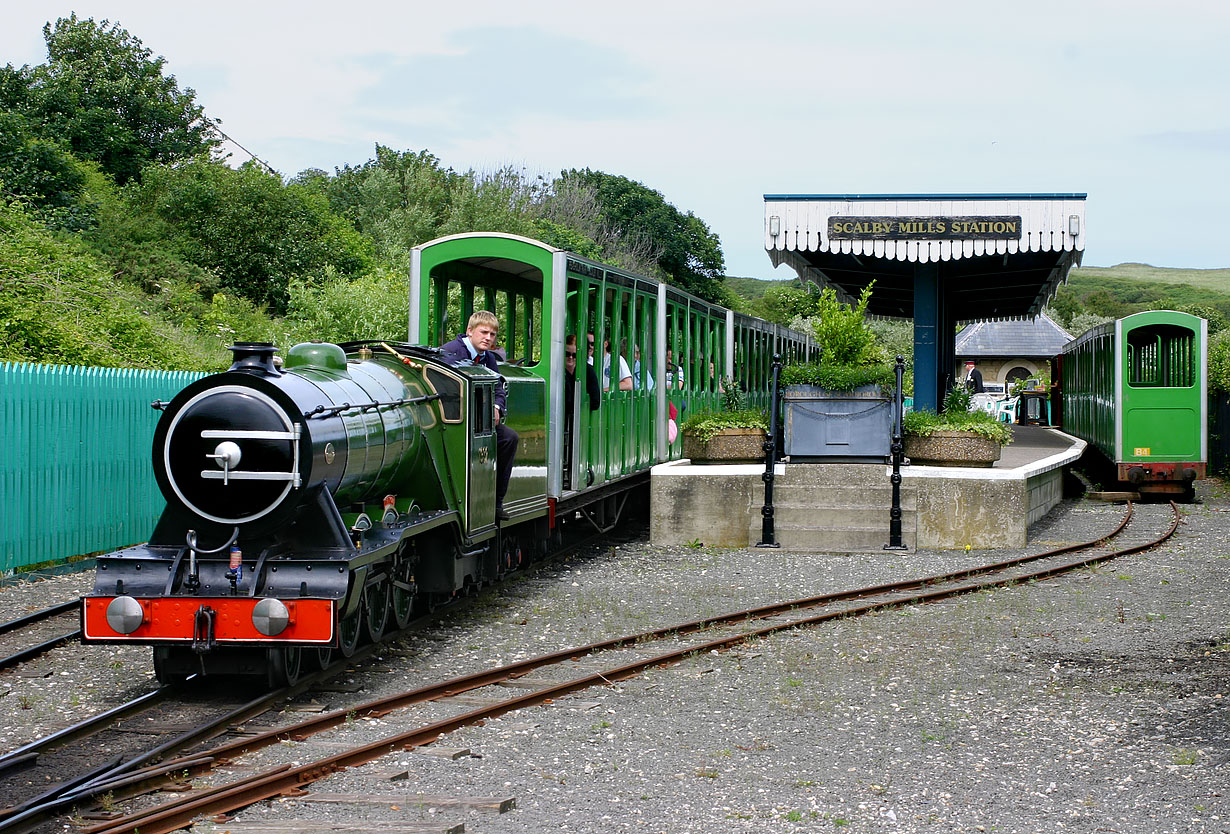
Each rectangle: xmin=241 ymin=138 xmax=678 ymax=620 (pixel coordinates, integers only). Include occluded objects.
xmin=1059 ymin=310 xmax=1207 ymax=498
xmin=410 ymin=232 xmax=813 ymax=512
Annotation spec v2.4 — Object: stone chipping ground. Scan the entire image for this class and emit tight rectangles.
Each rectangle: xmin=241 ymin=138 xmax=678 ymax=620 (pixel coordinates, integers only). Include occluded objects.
xmin=2 ymin=484 xmax=1228 ymax=834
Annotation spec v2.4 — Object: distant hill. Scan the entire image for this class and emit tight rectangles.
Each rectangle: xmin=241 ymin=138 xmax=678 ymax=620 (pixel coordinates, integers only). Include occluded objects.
xmin=1073 ymin=263 xmax=1230 ymax=292
xmin=723 ymin=275 xmax=798 ymax=302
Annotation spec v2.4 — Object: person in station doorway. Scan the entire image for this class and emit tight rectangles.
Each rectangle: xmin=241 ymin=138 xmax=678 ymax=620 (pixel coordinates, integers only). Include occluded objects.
xmin=441 ymin=311 xmax=519 ymax=519
xmin=964 ymin=360 xmax=985 ymax=394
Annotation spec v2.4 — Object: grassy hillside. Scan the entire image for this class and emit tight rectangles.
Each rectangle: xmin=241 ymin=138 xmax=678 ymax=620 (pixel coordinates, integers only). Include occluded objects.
xmin=724 ymin=275 xmax=797 ymax=301
xmin=1073 ymin=263 xmax=1230 ymax=292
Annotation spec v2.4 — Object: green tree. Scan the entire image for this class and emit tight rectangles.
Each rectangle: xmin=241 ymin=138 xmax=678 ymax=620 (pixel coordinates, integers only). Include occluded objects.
xmin=1081 ymin=289 xmax=1129 ymax=319
xmin=119 ymin=159 xmax=370 ymax=313
xmin=1174 ymin=304 xmax=1227 ymax=336
xmin=753 ymin=283 xmax=818 ymax=326
xmin=0 ymin=15 xmax=218 ymax=185
xmin=305 ymin=146 xmax=461 ymax=262
xmin=1045 ymin=285 xmax=1084 ymax=330
xmin=1209 ymin=328 xmax=1230 ymax=393
xmin=557 ymin=169 xmax=726 ymax=303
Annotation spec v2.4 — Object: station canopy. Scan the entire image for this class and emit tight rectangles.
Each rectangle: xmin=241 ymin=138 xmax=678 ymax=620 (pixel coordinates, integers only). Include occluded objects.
xmin=763 ymin=194 xmax=1087 ymax=322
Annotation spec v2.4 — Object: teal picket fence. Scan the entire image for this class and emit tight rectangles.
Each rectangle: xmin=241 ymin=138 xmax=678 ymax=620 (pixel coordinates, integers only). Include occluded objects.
xmin=0 ymin=363 xmax=206 ymax=573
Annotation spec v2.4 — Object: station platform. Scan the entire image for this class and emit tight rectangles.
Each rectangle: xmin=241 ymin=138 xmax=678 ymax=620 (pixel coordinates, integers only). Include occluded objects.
xmin=650 ymin=425 xmax=1086 ymax=553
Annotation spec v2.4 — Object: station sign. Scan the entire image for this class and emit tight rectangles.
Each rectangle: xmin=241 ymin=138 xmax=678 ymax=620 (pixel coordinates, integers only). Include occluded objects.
xmin=827 ymin=216 xmax=1023 ymax=240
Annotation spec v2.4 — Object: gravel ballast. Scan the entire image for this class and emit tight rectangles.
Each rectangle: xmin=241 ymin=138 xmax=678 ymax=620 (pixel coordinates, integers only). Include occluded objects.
xmin=1 ymin=486 xmax=1227 ymax=834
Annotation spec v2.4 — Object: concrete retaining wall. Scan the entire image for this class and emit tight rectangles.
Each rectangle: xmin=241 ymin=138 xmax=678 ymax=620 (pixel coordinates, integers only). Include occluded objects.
xmin=650 ymin=431 xmax=1084 ymax=552
xmin=649 ymin=462 xmax=767 ymax=548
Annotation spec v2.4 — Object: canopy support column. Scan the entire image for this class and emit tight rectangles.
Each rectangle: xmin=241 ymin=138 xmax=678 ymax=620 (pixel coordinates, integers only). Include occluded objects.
xmin=912 ymin=262 xmax=943 ymax=413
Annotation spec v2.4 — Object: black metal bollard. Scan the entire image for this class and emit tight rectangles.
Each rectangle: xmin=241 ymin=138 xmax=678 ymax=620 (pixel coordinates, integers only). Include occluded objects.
xmin=885 ymin=354 xmax=909 ymax=551
xmin=756 ymin=354 xmax=783 ymax=548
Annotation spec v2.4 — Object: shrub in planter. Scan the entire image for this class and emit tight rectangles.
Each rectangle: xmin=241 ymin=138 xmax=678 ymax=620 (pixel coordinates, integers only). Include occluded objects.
xmin=781 ymin=283 xmax=897 ymax=393
xmin=681 ymin=379 xmax=768 ymax=463
xmin=780 ymin=361 xmax=895 ymax=393
xmin=903 ymin=388 xmax=1013 ymax=466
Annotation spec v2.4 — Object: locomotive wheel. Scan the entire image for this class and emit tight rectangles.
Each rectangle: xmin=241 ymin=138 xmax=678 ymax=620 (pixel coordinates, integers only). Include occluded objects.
xmin=501 ymin=538 xmax=518 ymax=573
xmin=364 ymin=581 xmax=390 ymax=643
xmin=314 ymin=646 xmax=334 ymax=671
xmin=266 ymin=647 xmax=302 ymax=688
xmin=391 ymin=561 xmax=415 ymax=630
xmin=337 ymin=611 xmax=361 ymax=657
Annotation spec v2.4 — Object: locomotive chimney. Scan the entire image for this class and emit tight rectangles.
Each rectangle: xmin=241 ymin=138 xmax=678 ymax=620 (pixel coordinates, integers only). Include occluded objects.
xmin=228 ymin=342 xmax=283 ymax=376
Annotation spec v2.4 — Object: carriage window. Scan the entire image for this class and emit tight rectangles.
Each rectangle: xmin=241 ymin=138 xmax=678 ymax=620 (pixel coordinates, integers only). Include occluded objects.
xmin=1126 ymin=325 xmax=1195 ymax=388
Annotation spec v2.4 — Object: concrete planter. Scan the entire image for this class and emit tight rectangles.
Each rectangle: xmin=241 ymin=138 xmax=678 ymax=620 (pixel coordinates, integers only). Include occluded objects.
xmin=682 ymin=428 xmax=766 ymax=464
xmin=904 ymin=430 xmax=1001 ymax=467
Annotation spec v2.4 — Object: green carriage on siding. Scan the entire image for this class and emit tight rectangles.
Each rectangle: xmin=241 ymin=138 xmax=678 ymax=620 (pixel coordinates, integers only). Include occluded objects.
xmin=1059 ymin=310 xmax=1207 ymax=500
xmin=410 ymin=232 xmax=812 ymax=523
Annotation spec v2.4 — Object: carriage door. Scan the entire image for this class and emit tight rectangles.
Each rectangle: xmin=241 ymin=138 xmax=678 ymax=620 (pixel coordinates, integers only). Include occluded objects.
xmin=468 ymin=381 xmax=497 ymax=527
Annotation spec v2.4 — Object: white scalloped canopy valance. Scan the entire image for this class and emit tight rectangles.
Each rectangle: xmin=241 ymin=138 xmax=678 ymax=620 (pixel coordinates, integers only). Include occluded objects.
xmin=764 ymin=194 xmax=1086 ymax=263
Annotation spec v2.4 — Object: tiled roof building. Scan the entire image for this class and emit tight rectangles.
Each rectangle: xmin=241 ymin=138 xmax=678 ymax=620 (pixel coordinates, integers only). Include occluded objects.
xmin=954 ymin=313 xmax=1073 ymax=391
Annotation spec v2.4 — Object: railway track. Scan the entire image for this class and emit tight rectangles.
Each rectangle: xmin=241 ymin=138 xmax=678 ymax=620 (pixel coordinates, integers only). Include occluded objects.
xmin=0 ymin=519 xmax=639 ymax=834
xmin=47 ymin=501 xmax=1179 ymax=834
xmin=0 ymin=600 xmax=81 ymax=673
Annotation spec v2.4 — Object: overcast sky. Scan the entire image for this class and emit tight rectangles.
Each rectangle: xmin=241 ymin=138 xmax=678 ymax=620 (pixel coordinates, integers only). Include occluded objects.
xmin=4 ymin=1 xmax=1227 ymax=278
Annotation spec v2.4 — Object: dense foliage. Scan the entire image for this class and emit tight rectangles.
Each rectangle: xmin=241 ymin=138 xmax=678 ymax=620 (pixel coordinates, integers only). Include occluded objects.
xmin=116 ymin=160 xmax=371 ymax=313
xmin=680 ymin=408 xmax=769 ymax=442
xmin=780 ymin=362 xmax=896 ymax=391
xmin=1046 ymin=271 xmax=1230 ymax=337
xmin=902 ymin=407 xmax=1014 ymax=445
xmin=559 ymin=169 xmax=728 ymax=303
xmin=1210 ymin=329 xmax=1230 ymax=393
xmin=0 ymin=199 xmax=196 ymax=367
xmin=0 ymin=15 xmax=739 ymax=369
xmin=777 ymin=283 xmax=898 ymax=391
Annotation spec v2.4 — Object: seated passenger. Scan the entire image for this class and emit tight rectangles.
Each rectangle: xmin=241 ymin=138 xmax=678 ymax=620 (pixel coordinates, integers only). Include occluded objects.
xmin=440 ymin=311 xmax=519 ymax=519
xmin=564 ymin=334 xmax=601 ymax=428
xmin=633 ymin=344 xmax=654 ymax=390
xmin=602 ymin=338 xmax=634 ymax=391
xmin=665 ymin=349 xmax=684 ymax=390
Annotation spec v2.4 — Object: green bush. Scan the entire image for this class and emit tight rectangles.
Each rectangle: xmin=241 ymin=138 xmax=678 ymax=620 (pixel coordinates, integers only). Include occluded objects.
xmin=282 ymin=267 xmax=413 ymax=345
xmin=780 ymin=361 xmax=895 ymax=391
xmin=903 ymin=407 xmax=1013 ymax=445
xmin=782 ymin=283 xmax=895 ymax=391
xmin=1210 ymin=328 xmax=1230 ymax=393
xmin=680 ymin=408 xmax=768 ymax=442
xmin=121 ymin=159 xmax=371 ymax=313
xmin=808 ymin=283 xmax=880 ymax=366
xmin=0 ymin=199 xmax=204 ymax=368
xmin=680 ymin=377 xmax=766 ymax=441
